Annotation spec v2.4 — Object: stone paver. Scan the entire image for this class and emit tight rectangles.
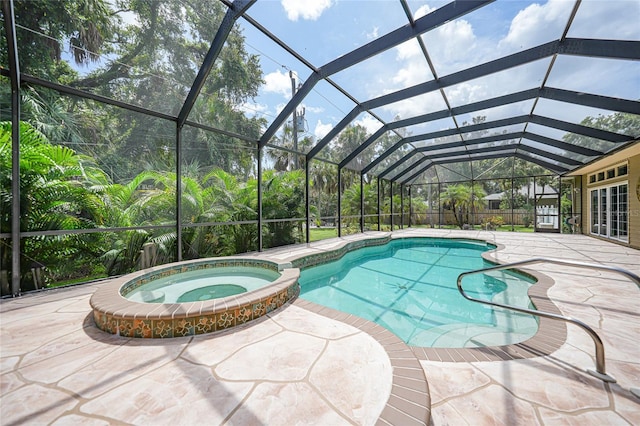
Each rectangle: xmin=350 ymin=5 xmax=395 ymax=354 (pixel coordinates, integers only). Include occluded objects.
xmin=1 ymin=229 xmax=639 ymax=425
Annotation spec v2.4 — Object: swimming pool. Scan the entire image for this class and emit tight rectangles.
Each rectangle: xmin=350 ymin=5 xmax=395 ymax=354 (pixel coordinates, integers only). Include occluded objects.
xmin=299 ymin=238 xmax=538 ymax=348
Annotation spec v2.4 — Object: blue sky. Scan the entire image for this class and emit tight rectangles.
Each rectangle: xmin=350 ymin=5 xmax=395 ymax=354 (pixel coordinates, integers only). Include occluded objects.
xmin=236 ymin=0 xmax=639 ymax=150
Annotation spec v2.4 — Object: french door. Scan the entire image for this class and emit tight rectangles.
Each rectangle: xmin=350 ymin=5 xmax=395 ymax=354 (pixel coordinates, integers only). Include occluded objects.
xmin=590 ymin=183 xmax=628 ymax=241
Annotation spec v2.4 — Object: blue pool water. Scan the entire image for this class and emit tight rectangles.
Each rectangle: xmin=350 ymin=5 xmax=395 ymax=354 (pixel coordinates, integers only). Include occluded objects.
xmin=125 ymin=267 xmax=280 ymax=303
xmin=299 ymin=238 xmax=538 ymax=348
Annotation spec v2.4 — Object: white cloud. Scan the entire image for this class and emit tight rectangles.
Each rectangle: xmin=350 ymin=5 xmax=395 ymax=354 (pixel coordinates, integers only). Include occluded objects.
xmin=414 ymin=4 xmax=435 ymax=20
xmin=314 ymin=120 xmax=333 ymax=139
xmin=302 ymin=105 xmax=324 ymax=114
xmin=380 ymin=91 xmax=447 ymax=121
xmin=277 ymin=102 xmax=291 ymax=117
xmin=444 ymin=82 xmax=488 ymax=107
xmin=500 ymin=0 xmax=572 ymax=49
xmin=238 ymin=101 xmax=269 ymax=116
xmin=354 ymin=115 xmax=383 ymax=135
xmin=263 ymin=69 xmax=294 ymax=98
xmin=366 ymin=26 xmax=379 ymax=40
xmin=281 ymin=0 xmax=332 ymax=21
xmin=567 ymin=0 xmax=639 ymax=40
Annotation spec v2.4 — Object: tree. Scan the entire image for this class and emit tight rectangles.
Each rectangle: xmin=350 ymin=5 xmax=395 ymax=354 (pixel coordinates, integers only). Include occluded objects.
xmin=261 ymin=169 xmax=305 ymax=248
xmin=1 ymin=0 xmax=113 ymax=79
xmin=563 ymin=112 xmax=640 ymax=149
xmin=0 ymin=121 xmax=109 ymax=289
xmin=441 ymin=183 xmax=486 ymax=228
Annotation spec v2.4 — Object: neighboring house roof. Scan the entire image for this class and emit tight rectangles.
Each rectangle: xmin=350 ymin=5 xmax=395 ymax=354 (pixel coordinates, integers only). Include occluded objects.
xmin=484 ymin=183 xmax=558 ymax=201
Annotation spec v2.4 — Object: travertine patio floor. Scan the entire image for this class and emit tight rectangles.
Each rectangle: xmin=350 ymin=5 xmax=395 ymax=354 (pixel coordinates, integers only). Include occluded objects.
xmin=1 ymin=229 xmax=639 ymax=425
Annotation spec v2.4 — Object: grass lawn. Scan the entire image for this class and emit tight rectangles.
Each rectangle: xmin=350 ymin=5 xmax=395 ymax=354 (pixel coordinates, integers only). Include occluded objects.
xmin=309 ymin=227 xmax=338 ymax=241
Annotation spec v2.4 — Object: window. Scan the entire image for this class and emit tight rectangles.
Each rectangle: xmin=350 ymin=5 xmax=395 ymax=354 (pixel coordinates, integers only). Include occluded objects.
xmin=618 ymin=164 xmax=628 ymax=176
xmin=607 ymin=169 xmax=615 ymax=179
xmin=597 ymin=172 xmax=605 ymax=181
xmin=589 ymin=175 xmax=596 ymax=184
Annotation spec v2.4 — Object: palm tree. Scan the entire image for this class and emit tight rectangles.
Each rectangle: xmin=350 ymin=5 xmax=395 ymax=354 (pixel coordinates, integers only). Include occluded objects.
xmin=441 ymin=183 xmax=486 ymax=228
xmin=1 ymin=121 xmax=108 ymax=289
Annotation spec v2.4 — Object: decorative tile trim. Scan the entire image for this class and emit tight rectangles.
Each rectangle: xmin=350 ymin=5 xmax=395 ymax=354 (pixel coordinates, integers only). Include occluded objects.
xmin=290 ymin=236 xmax=390 ymax=269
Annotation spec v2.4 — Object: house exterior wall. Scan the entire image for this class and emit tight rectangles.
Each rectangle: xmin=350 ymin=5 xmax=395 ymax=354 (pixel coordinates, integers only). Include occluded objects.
xmin=580 ymin=151 xmax=639 ymax=249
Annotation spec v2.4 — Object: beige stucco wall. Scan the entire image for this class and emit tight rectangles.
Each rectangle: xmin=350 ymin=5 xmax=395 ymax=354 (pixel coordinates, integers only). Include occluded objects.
xmin=580 ymin=151 xmax=639 ymax=249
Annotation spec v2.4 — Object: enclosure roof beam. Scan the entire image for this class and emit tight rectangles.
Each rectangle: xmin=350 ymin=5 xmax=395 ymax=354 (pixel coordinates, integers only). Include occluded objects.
xmin=415 ymin=141 xmax=584 ymax=167
xmin=404 ymin=151 xmax=517 ymax=183
xmin=405 ymin=116 xmax=529 ymax=144
xmin=400 ymin=162 xmax=436 ymax=185
xmin=361 ymin=39 xmax=638 ymax=113
xmin=321 ymin=1 xmax=492 ymax=76
xmin=521 ymin=132 xmax=604 ymax=157
xmin=371 ymin=128 xmax=600 ymax=182
xmin=419 ymin=144 xmax=520 ymax=161
xmin=258 ymin=0 xmax=493 ymax=148
xmin=398 ymin=150 xmax=569 ymax=185
xmin=516 ymin=144 xmax=585 ymax=166
xmin=337 ymin=104 xmax=634 ymax=172
xmin=377 ymin=150 xmax=419 ymax=179
xmin=391 ymin=156 xmax=432 ymax=182
xmin=177 ymin=0 xmax=256 ymax=128
xmin=411 ymin=131 xmax=603 ymax=156
xmin=353 ymin=87 xmax=636 ymax=172
xmin=528 ymin=115 xmax=635 ymax=143
xmin=539 ymin=87 xmax=640 ymax=115
xmin=307 ymin=107 xmax=363 ymax=160
xmin=513 ymin=152 xmax=569 ymax=173
xmin=359 ymin=89 xmax=542 ymax=174
xmin=362 ymin=137 xmax=408 ymax=175
xmin=339 ymin=125 xmax=389 ymax=168
xmin=397 ymin=151 xmax=509 ymax=184
xmin=344 ymin=39 xmax=639 ymax=162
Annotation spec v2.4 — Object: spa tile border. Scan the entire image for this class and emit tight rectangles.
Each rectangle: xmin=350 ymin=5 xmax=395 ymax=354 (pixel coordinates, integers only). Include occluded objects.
xmin=294 ymin=298 xmax=431 ymax=426
xmin=90 ymin=257 xmax=300 ymax=338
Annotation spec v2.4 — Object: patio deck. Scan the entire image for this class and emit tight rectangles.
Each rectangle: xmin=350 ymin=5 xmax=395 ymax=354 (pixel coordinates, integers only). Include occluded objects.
xmin=1 ymin=230 xmax=638 ymax=425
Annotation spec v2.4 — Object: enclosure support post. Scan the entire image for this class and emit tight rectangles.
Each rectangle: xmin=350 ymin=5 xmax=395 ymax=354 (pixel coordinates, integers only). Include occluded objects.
xmin=360 ymin=174 xmax=364 ymax=233
xmin=290 ymin=71 xmax=299 ymax=169
xmin=3 ymin=0 xmax=21 ymax=296
xmin=377 ymin=177 xmax=381 ymax=231
xmin=438 ymin=183 xmax=442 ymax=228
xmin=408 ymin=186 xmax=412 ymax=228
xmin=400 ymin=184 xmax=404 ymax=229
xmin=511 ymin=177 xmax=515 ymax=232
xmin=257 ymin=147 xmax=263 ymax=251
xmin=305 ymin=158 xmax=310 ymax=243
xmin=176 ymin=125 xmax=183 ymax=261
xmin=337 ymin=167 xmax=342 ymax=237
xmin=390 ymin=181 xmax=394 ymax=231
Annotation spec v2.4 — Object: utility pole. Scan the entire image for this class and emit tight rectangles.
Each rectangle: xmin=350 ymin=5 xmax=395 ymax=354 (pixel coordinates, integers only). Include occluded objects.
xmin=290 ymin=70 xmax=299 ymax=169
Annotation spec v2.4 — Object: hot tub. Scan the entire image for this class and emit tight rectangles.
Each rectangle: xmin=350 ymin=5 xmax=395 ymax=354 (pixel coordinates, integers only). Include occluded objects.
xmin=90 ymin=257 xmax=299 ymax=338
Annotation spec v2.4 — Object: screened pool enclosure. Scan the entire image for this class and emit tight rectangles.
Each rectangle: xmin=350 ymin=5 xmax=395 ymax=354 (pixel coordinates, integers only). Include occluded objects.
xmin=1 ymin=0 xmax=639 ymax=296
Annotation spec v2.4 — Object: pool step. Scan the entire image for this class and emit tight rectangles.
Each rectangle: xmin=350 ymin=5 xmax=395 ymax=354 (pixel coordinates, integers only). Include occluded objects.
xmin=410 ymin=322 xmax=535 ymax=348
